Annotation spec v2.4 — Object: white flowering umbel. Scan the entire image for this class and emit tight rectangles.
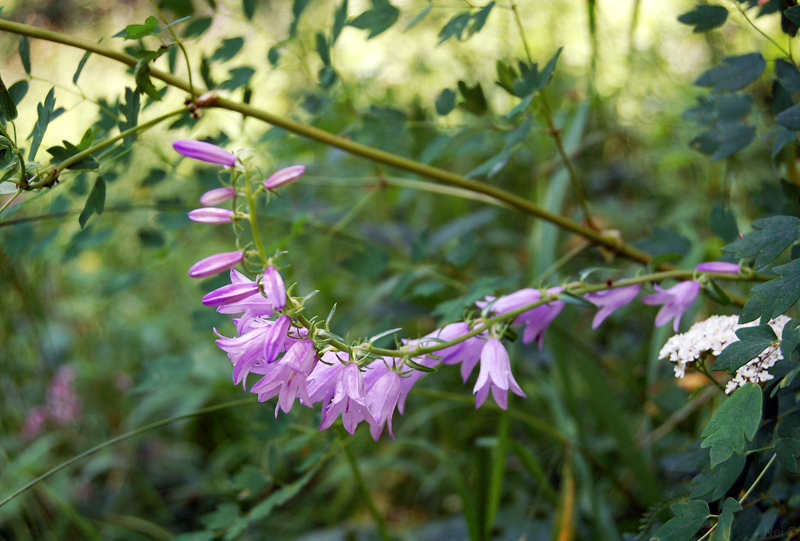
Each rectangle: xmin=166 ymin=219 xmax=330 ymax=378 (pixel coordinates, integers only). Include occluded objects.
xmin=658 ymin=314 xmax=791 ymax=394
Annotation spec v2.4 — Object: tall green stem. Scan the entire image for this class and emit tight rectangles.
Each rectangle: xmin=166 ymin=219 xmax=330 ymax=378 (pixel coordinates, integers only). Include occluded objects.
xmin=149 ymin=0 xmax=195 ymax=100
xmin=243 ymin=170 xmax=268 ymax=266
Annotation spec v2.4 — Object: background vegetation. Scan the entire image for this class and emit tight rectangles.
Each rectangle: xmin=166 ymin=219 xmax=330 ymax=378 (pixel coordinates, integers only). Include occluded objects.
xmin=1 ymin=0 xmax=798 ymax=539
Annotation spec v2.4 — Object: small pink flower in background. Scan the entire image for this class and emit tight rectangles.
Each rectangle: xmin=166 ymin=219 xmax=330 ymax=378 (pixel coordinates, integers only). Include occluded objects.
xmin=173 ymin=140 xmax=238 ymax=167
xmin=473 ymin=338 xmax=526 ymax=409
xmin=585 ymin=284 xmax=642 ymax=329
xmin=188 ymin=250 xmax=244 ymax=278
xmin=22 ymin=406 xmax=47 ymax=441
xmin=264 ymin=165 xmax=305 ymax=190
xmin=696 ymin=261 xmax=739 ymax=274
xmin=199 ymin=187 xmax=236 ymax=206
xmin=642 ymin=281 xmax=701 ymax=332
xmin=188 ymin=208 xmax=235 ymax=224
xmin=47 ymin=366 xmax=82 ymax=427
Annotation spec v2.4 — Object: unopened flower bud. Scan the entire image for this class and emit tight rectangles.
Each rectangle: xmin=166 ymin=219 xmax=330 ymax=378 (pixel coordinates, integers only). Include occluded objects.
xmin=188 ymin=207 xmax=236 ymax=224
xmin=173 ymin=140 xmax=238 ymax=167
xmin=200 ymin=187 xmax=236 ymax=206
xmin=189 ymin=250 xmax=244 ymax=278
xmin=264 ymin=165 xmax=305 ymax=189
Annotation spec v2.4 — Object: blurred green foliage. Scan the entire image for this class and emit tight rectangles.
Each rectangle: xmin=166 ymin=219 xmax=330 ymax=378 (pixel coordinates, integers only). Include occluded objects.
xmin=1 ymin=0 xmax=800 ymax=539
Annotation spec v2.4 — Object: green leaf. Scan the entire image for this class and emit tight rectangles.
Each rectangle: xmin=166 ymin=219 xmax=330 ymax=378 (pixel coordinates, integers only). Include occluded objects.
xmin=495 ymin=60 xmax=519 ymax=95
xmin=694 ymin=53 xmax=766 ymax=92
xmin=124 ymin=16 xmax=159 ymax=40
xmin=776 ymin=58 xmax=800 ymax=93
xmin=318 ymin=66 xmax=336 ymax=89
xmin=315 ymin=32 xmax=331 ymax=66
xmin=713 ymin=325 xmax=777 ymax=372
xmin=405 ymin=358 xmax=438 ymax=372
xmin=457 ymin=81 xmax=488 ymax=116
xmin=677 ymin=5 xmax=728 ymax=32
xmin=513 ymin=47 xmax=563 ymax=98
xmin=243 ymin=0 xmax=256 ymax=20
xmin=467 ymin=117 xmax=532 ymax=178
xmin=73 ymin=50 xmax=92 ymax=85
xmin=268 ymin=46 xmax=281 ymax=66
xmin=46 ymin=141 xmax=99 ymax=170
xmin=689 ymin=454 xmax=746 ymax=501
xmin=700 ymin=383 xmax=762 ymax=467
xmin=217 ymin=67 xmax=255 ymax=92
xmin=709 ymin=203 xmax=738 ymax=242
xmin=79 ymin=175 xmax=106 ymax=229
xmin=200 ymin=503 xmax=241 ymax=530
xmin=138 ymin=228 xmax=165 ymax=247
xmin=776 ymin=104 xmax=800 ymax=131
xmin=684 ymin=94 xmax=752 ymax=125
xmin=715 ymin=498 xmax=742 ymax=541
xmin=467 ymin=1 xmax=494 ymax=37
xmin=333 ymin=0 xmax=348 ymax=42
xmin=28 ymin=87 xmax=56 ymax=161
xmin=781 ymin=319 xmax=800 ymax=357
xmin=435 ymin=88 xmax=456 ymax=116
xmin=775 ymin=409 xmax=800 ymax=473
xmin=134 ymin=60 xmax=162 ymax=101
xmin=19 ymin=36 xmax=31 ymax=74
xmin=244 ymin=459 xmax=323 ymax=523
xmin=159 ymin=0 xmax=194 ymax=17
xmin=0 ymin=73 xmax=18 ymax=122
xmin=405 ymin=3 xmax=430 ymax=31
xmin=723 ymin=215 xmax=800 ymax=269
xmin=785 ymin=4 xmax=800 ymax=27
xmin=210 ymin=37 xmax=244 ymax=63
xmin=182 ymin=17 xmax=213 ymax=39
xmin=119 ymin=87 xmax=140 ymax=148
xmin=438 ymin=11 xmax=470 ymax=44
xmin=739 ymin=259 xmax=800 ymax=324
xmin=710 ymin=121 xmax=755 ymax=161
xmin=290 ymin=0 xmax=311 ymax=38
xmin=649 ymin=500 xmax=709 ymax=541
xmin=200 ymin=56 xmax=215 ymax=89
xmin=349 ymin=0 xmax=399 ymax=39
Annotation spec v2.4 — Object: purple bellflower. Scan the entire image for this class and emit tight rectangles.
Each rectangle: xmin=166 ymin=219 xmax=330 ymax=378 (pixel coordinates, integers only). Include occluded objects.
xmin=200 ymin=187 xmax=236 ymax=206
xmin=250 ymin=339 xmax=317 ymax=416
xmin=202 ymin=279 xmax=260 ymax=307
xmin=585 ymin=284 xmax=642 ymax=329
xmin=264 ymin=165 xmax=306 ymax=190
xmin=473 ymin=338 xmax=526 ymax=410
xmin=319 ymin=363 xmax=377 ymax=435
xmin=366 ymin=371 xmax=402 ymax=440
xmin=214 ymin=270 xmax=274 ymax=332
xmin=188 ymin=250 xmax=244 ymax=278
xmin=642 ymin=281 xmax=701 ymax=332
xmin=696 ymin=261 xmax=739 ymax=274
xmin=188 ymin=208 xmax=235 ymax=224
xmin=263 ymin=266 xmax=287 ymax=310
xmin=173 ymin=140 xmax=238 ymax=167
xmin=476 ymin=288 xmax=565 ymax=349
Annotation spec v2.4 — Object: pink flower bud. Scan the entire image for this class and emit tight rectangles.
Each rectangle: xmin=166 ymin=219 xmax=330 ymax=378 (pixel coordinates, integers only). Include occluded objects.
xmin=695 ymin=261 xmax=739 ymax=274
xmin=188 ymin=207 xmax=236 ymax=224
xmin=173 ymin=140 xmax=238 ymax=167
xmin=264 ymin=165 xmax=305 ymax=189
xmin=200 ymin=187 xmax=236 ymax=206
xmin=189 ymin=251 xmax=244 ymax=278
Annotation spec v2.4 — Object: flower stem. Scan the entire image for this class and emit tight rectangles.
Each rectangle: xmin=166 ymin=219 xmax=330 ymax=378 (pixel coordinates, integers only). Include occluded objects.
xmin=149 ymin=0 xmax=196 ymax=101
xmin=342 ymin=442 xmax=391 ymax=541
xmin=0 ymin=189 xmax=23 ymax=217
xmin=0 ymin=398 xmax=256 ymax=509
xmin=243 ymin=169 xmax=268 ymax=266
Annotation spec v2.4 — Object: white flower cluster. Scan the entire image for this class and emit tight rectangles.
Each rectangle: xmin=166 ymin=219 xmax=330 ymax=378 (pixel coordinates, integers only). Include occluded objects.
xmin=658 ymin=314 xmax=791 ymax=394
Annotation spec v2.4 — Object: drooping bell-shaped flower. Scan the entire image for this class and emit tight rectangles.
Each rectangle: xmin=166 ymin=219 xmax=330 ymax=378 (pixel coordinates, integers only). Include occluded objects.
xmin=188 ymin=250 xmax=244 ymax=278
xmin=304 ymin=352 xmax=348 ymax=406
xmin=366 ymin=371 xmax=402 ymax=441
xmin=585 ymin=284 xmax=642 ymax=329
xmin=173 ymin=140 xmax=238 ymax=167
xmin=202 ymin=280 xmax=260 ymax=307
xmin=263 ymin=266 xmax=286 ymax=310
xmin=264 ymin=165 xmax=305 ymax=190
xmin=319 ymin=363 xmax=377 ymax=435
xmin=250 ymin=339 xmax=317 ymax=416
xmin=476 ymin=288 xmax=565 ymax=349
xmin=200 ymin=187 xmax=236 ymax=206
xmin=696 ymin=261 xmax=739 ymax=274
xmin=473 ymin=338 xmax=526 ymax=410
xmin=214 ymin=270 xmax=274 ymax=330
xmin=188 ymin=207 xmax=235 ymax=224
xmin=642 ymin=281 xmax=701 ymax=332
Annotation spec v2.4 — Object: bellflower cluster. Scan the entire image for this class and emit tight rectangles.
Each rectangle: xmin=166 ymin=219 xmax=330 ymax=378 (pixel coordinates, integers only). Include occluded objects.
xmin=658 ymin=314 xmax=791 ymax=393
